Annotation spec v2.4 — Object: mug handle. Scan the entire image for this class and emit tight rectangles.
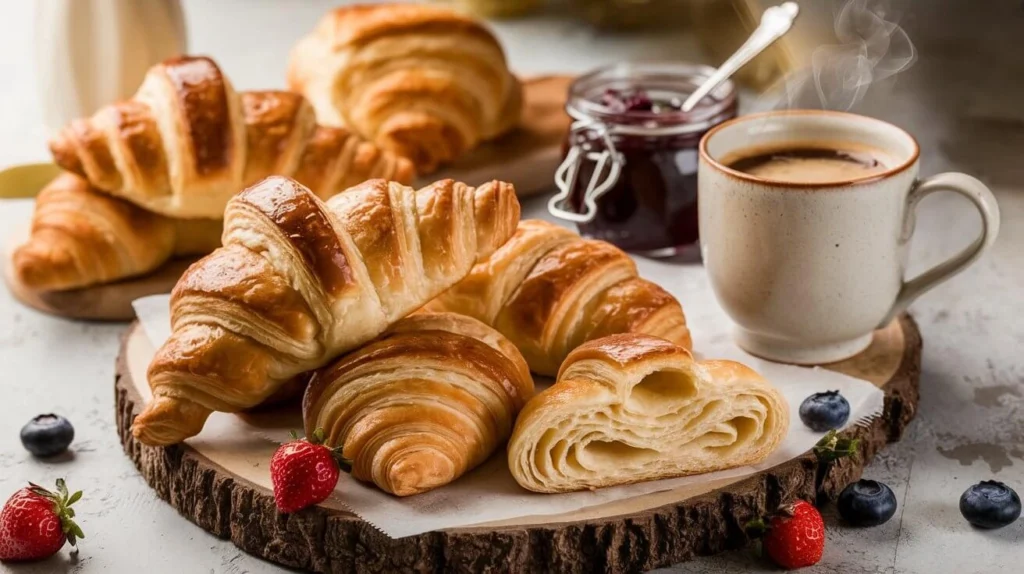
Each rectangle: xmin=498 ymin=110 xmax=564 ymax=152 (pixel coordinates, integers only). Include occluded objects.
xmin=878 ymin=172 xmax=1001 ymax=328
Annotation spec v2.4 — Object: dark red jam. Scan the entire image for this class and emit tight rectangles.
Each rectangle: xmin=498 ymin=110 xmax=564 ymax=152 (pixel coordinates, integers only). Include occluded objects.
xmin=556 ymin=65 xmax=738 ymax=259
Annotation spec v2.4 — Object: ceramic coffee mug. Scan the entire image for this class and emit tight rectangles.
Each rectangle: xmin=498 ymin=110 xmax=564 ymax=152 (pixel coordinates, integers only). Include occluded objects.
xmin=698 ymin=110 xmax=1000 ymax=364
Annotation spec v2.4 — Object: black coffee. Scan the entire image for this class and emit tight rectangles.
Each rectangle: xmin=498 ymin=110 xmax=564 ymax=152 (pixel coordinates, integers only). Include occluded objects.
xmin=725 ymin=146 xmax=887 ymax=184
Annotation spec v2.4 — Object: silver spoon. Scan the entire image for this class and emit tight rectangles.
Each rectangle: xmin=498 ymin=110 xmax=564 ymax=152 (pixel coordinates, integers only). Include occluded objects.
xmin=680 ymin=1 xmax=801 ymax=113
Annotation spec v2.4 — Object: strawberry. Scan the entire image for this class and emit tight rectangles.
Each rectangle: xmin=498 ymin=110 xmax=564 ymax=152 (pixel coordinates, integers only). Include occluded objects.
xmin=761 ymin=501 xmax=825 ymax=569
xmin=270 ymin=429 xmax=350 ymax=513
xmin=0 ymin=479 xmax=84 ymax=562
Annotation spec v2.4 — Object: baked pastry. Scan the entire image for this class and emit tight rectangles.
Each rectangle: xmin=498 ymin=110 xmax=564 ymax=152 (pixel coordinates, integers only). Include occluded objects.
xmin=287 ymin=3 xmax=523 ymax=174
xmin=304 ymin=312 xmax=533 ymax=496
xmin=12 ymin=173 xmax=221 ymax=291
xmin=132 ymin=175 xmax=520 ymax=446
xmin=49 ymin=55 xmax=414 ymax=219
xmin=424 ymin=220 xmax=691 ymax=376
xmin=508 ymin=334 xmax=789 ymax=493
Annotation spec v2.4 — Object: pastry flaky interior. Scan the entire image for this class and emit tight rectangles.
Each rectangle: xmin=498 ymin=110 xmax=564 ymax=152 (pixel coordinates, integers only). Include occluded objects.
xmin=508 ymin=334 xmax=789 ymax=493
xmin=131 ymin=175 xmax=520 ymax=446
xmin=11 ymin=173 xmax=222 ymax=291
xmin=287 ymin=3 xmax=523 ymax=174
xmin=303 ymin=312 xmax=534 ymax=497
xmin=424 ymin=220 xmax=692 ymax=376
xmin=48 ymin=55 xmax=415 ymax=219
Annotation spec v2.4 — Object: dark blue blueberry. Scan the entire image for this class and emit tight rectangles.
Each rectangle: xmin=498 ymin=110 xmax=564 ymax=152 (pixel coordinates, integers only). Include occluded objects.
xmin=799 ymin=390 xmax=851 ymax=432
xmin=838 ymin=479 xmax=898 ymax=526
xmin=960 ymin=480 xmax=1021 ymax=529
xmin=20 ymin=414 xmax=74 ymax=457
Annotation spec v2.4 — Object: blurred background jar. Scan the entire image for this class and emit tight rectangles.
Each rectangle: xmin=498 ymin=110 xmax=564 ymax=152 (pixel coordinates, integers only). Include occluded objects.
xmin=34 ymin=0 xmax=187 ymax=133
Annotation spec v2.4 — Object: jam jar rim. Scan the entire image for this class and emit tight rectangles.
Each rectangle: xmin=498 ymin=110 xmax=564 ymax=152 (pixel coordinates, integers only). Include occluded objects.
xmin=566 ymin=62 xmax=738 ymax=134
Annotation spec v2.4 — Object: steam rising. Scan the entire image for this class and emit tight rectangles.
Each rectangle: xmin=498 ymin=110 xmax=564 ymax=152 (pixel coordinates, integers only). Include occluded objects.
xmin=759 ymin=0 xmax=917 ymax=111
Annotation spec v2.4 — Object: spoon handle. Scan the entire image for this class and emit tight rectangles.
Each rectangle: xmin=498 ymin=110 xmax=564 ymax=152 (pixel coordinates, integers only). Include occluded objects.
xmin=680 ymin=1 xmax=800 ymax=112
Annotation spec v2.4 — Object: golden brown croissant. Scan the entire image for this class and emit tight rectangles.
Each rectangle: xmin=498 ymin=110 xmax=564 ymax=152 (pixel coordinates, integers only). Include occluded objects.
xmin=508 ymin=334 xmax=789 ymax=493
xmin=304 ymin=312 xmax=534 ymax=496
xmin=425 ymin=220 xmax=692 ymax=376
xmin=132 ymin=175 xmax=520 ymax=446
xmin=49 ymin=55 xmax=415 ymax=219
xmin=287 ymin=3 xmax=523 ymax=174
xmin=12 ymin=173 xmax=222 ymax=291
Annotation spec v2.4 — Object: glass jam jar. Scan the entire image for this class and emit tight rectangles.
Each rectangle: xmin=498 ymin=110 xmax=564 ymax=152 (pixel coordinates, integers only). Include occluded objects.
xmin=548 ymin=63 xmax=738 ymax=259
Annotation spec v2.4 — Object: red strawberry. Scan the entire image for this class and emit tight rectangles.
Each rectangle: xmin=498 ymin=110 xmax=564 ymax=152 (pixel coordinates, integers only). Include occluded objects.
xmin=0 ymin=479 xmax=84 ymax=562
xmin=270 ymin=429 xmax=349 ymax=513
xmin=762 ymin=501 xmax=825 ymax=569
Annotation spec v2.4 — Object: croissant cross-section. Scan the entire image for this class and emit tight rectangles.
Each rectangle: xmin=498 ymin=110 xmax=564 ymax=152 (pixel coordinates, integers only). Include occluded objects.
xmin=508 ymin=334 xmax=789 ymax=493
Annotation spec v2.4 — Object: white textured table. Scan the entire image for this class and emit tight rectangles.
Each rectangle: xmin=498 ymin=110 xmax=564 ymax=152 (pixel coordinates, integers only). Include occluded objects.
xmin=1 ymin=1 xmax=1023 ymax=573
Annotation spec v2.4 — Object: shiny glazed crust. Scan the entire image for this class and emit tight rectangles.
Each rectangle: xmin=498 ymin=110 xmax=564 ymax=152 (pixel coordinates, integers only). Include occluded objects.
xmin=12 ymin=173 xmax=222 ymax=291
xmin=508 ymin=334 xmax=789 ymax=493
xmin=131 ymin=175 xmax=520 ymax=446
xmin=425 ymin=220 xmax=692 ymax=376
xmin=303 ymin=312 xmax=533 ymax=497
xmin=49 ymin=56 xmax=414 ymax=219
xmin=287 ymin=3 xmax=522 ymax=174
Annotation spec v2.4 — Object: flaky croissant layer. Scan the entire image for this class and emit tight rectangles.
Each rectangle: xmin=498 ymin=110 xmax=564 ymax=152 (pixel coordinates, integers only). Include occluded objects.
xmin=508 ymin=334 xmax=789 ymax=493
xmin=49 ymin=55 xmax=414 ymax=219
xmin=304 ymin=312 xmax=534 ymax=496
xmin=132 ymin=175 xmax=520 ymax=446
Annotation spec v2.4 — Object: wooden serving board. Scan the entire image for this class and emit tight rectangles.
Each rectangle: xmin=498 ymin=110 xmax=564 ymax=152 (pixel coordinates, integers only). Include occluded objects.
xmin=114 ymin=316 xmax=922 ymax=574
xmin=2 ymin=75 xmax=572 ymax=322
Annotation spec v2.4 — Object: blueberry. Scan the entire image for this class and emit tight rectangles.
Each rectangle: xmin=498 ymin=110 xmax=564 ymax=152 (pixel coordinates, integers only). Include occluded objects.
xmin=20 ymin=414 xmax=74 ymax=457
xmin=838 ymin=479 xmax=898 ymax=526
xmin=799 ymin=390 xmax=851 ymax=432
xmin=960 ymin=480 xmax=1021 ymax=529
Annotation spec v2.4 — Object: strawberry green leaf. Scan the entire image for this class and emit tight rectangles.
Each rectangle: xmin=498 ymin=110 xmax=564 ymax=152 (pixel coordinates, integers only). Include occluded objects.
xmin=68 ymin=490 xmax=83 ymax=505
xmin=813 ymin=430 xmax=860 ymax=463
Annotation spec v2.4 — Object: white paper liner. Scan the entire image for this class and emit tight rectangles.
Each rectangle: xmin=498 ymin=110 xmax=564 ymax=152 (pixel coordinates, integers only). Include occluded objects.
xmin=131 ymin=259 xmax=885 ymax=539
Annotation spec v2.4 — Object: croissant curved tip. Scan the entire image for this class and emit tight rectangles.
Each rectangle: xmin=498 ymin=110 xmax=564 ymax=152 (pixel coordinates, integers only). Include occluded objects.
xmin=384 ymin=451 xmax=456 ymax=497
xmin=131 ymin=396 xmax=212 ymax=447
xmin=472 ymin=180 xmax=520 ymax=260
xmin=11 ymin=242 xmax=80 ymax=291
xmin=48 ymin=130 xmax=84 ymax=177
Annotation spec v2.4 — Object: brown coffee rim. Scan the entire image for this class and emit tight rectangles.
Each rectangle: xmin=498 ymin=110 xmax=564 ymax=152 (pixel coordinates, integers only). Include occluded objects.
xmin=698 ymin=109 xmax=921 ymax=189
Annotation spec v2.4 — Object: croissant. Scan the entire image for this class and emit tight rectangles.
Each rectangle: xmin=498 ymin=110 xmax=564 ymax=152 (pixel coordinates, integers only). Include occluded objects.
xmin=132 ymin=175 xmax=520 ymax=446
xmin=304 ymin=312 xmax=533 ymax=496
xmin=12 ymin=173 xmax=222 ymax=291
xmin=49 ymin=55 xmax=415 ymax=219
xmin=287 ymin=3 xmax=523 ymax=174
xmin=425 ymin=220 xmax=692 ymax=376
xmin=508 ymin=334 xmax=789 ymax=493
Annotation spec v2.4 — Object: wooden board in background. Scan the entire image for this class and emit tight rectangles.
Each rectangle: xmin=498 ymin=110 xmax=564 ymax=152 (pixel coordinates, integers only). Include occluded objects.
xmin=114 ymin=315 xmax=922 ymax=573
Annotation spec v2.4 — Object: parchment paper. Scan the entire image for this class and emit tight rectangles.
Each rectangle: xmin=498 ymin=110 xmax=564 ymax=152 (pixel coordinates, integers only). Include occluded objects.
xmin=132 ymin=259 xmax=884 ymax=539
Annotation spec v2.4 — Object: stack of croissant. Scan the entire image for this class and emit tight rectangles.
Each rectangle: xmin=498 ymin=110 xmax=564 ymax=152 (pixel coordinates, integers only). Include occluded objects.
xmin=13 ymin=54 xmax=415 ymax=292
xmin=129 ymin=173 xmax=787 ymax=497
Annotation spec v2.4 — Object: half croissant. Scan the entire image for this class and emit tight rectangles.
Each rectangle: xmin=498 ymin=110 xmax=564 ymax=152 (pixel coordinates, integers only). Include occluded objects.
xmin=508 ymin=334 xmax=789 ymax=493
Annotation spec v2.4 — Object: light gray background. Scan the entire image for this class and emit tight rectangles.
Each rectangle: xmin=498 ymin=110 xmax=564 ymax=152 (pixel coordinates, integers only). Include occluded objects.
xmin=1 ymin=1 xmax=1022 ymax=573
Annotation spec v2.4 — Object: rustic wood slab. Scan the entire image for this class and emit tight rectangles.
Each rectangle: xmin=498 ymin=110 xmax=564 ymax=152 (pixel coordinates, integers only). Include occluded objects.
xmin=114 ymin=315 xmax=921 ymax=573
xmin=2 ymin=75 xmax=571 ymax=322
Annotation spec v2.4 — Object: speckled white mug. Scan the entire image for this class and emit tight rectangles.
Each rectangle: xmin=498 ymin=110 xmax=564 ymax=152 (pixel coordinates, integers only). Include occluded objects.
xmin=698 ymin=110 xmax=1000 ymax=364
